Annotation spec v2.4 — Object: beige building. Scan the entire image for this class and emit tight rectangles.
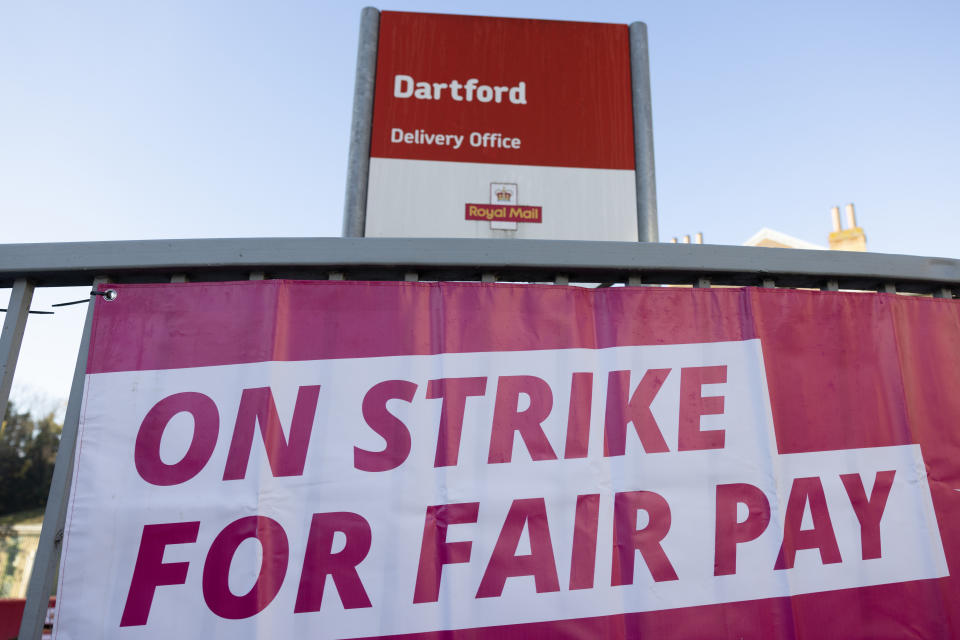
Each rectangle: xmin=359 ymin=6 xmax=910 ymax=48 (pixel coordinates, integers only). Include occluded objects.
xmin=670 ymin=204 xmax=867 ymax=252
xmin=744 ymin=204 xmax=867 ymax=252
xmin=0 ymin=520 xmax=42 ymax=598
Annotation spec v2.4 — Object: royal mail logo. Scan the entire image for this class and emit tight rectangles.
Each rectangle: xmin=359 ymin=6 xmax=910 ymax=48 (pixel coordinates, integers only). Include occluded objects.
xmin=466 ymin=203 xmax=543 ymax=223
xmin=466 ymin=182 xmax=543 ymax=227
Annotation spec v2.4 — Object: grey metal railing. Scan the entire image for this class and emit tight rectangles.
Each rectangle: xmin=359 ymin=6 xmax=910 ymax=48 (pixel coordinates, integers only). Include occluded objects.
xmin=3 ymin=236 xmax=959 ymax=639
xmin=3 ymin=237 xmax=960 ymax=291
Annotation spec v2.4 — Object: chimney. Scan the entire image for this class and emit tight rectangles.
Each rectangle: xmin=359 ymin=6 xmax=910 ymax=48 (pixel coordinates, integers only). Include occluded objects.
xmin=831 ymin=206 xmax=842 ymax=232
xmin=682 ymin=235 xmax=691 ymax=244
xmin=828 ymin=203 xmax=867 ymax=252
xmin=695 ymin=232 xmax=703 ymax=244
xmin=671 ymin=237 xmax=678 ymax=243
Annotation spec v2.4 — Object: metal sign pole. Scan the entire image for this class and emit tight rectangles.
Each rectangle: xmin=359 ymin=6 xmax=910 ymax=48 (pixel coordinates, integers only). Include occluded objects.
xmin=342 ymin=6 xmax=380 ymax=238
xmin=629 ymin=21 xmax=659 ymax=243
xmin=0 ymin=278 xmax=34 ymax=421
xmin=18 ymin=279 xmax=103 ymax=640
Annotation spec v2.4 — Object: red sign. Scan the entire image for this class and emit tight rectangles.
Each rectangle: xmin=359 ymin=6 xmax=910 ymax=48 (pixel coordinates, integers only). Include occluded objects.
xmin=364 ymin=12 xmax=639 ymax=240
xmin=371 ymin=12 xmax=634 ymax=169
xmin=54 ymin=282 xmax=960 ymax=638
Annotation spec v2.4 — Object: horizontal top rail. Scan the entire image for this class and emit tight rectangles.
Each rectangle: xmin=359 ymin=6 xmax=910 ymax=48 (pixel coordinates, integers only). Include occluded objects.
xmin=1 ymin=237 xmax=958 ymax=294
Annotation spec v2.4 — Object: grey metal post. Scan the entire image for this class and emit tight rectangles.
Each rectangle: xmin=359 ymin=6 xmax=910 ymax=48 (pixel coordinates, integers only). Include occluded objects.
xmin=342 ymin=7 xmax=380 ymax=238
xmin=629 ymin=22 xmax=659 ymax=242
xmin=0 ymin=278 xmax=34 ymax=421
xmin=19 ymin=278 xmax=105 ymax=640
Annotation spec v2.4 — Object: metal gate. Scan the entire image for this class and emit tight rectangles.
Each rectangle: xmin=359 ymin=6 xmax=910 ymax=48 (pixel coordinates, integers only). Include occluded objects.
xmin=2 ymin=236 xmax=958 ymax=638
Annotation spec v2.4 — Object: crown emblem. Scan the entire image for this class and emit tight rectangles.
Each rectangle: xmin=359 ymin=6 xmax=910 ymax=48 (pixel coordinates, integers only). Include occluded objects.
xmin=495 ymin=188 xmax=513 ymax=202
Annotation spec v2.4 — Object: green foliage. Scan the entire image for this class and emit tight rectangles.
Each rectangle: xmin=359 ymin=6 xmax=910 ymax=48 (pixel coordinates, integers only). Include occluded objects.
xmin=0 ymin=403 xmax=61 ymax=517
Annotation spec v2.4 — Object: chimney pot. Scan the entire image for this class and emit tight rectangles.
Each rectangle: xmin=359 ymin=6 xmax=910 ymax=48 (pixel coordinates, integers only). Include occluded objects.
xmin=845 ymin=203 xmax=857 ymax=229
xmin=682 ymin=235 xmax=691 ymax=244
xmin=831 ymin=206 xmax=842 ymax=232
xmin=695 ymin=232 xmax=703 ymax=244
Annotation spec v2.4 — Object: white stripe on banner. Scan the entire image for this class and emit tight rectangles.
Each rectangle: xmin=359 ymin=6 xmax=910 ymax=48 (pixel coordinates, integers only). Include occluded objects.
xmin=56 ymin=339 xmax=947 ymax=639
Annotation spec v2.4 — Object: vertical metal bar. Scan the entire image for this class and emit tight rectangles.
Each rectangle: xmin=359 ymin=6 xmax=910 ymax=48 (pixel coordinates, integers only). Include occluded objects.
xmin=629 ymin=21 xmax=658 ymax=243
xmin=0 ymin=278 xmax=34 ymax=421
xmin=822 ymin=280 xmax=840 ymax=292
xmin=249 ymin=271 xmax=266 ymax=281
xmin=328 ymin=272 xmax=345 ymax=281
xmin=881 ymin=283 xmax=896 ymax=294
xmin=761 ymin=278 xmax=776 ymax=288
xmin=694 ymin=277 xmax=711 ymax=289
xmin=342 ymin=7 xmax=381 ymax=238
xmin=404 ymin=272 xmax=419 ymax=282
xmin=19 ymin=277 xmax=105 ymax=640
xmin=627 ymin=275 xmax=643 ymax=286
xmin=934 ymin=287 xmax=952 ymax=299
xmin=170 ymin=273 xmax=188 ymax=283
xmin=481 ymin=273 xmax=496 ymax=283
xmin=554 ymin=274 xmax=569 ymax=285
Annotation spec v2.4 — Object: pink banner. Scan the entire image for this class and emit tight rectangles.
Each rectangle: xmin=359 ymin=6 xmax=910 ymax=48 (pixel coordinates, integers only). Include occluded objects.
xmin=56 ymin=281 xmax=960 ymax=639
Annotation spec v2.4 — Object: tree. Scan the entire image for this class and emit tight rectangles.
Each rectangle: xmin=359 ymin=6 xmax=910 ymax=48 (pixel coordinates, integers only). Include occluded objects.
xmin=0 ymin=403 xmax=62 ymax=516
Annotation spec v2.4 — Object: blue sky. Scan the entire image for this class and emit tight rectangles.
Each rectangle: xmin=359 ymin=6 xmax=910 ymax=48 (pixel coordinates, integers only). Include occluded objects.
xmin=2 ymin=0 xmax=959 ymax=408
